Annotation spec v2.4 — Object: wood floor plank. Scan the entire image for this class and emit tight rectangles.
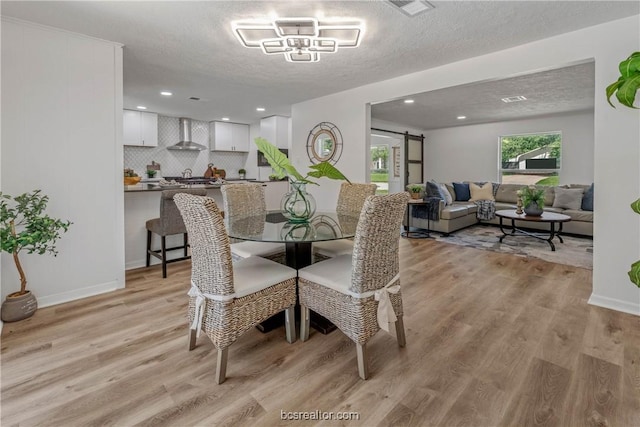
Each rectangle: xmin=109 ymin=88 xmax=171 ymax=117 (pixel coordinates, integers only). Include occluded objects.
xmin=2 ymin=237 xmax=638 ymax=427
xmin=562 ymin=353 xmax=622 ymax=427
xmin=499 ymin=357 xmax=573 ymax=427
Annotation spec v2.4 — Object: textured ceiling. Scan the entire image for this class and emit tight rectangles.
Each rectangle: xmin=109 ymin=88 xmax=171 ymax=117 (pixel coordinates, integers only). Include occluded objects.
xmin=2 ymin=1 xmax=637 ymax=124
xmin=372 ymin=61 xmax=596 ymax=130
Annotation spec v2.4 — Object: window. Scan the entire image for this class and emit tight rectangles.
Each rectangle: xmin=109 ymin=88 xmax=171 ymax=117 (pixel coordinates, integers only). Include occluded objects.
xmin=370 ymin=145 xmax=389 ymax=194
xmin=499 ymin=132 xmax=561 ymax=186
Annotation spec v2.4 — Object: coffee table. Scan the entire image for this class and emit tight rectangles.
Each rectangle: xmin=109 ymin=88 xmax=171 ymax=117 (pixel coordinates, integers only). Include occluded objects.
xmin=495 ymin=210 xmax=571 ymax=251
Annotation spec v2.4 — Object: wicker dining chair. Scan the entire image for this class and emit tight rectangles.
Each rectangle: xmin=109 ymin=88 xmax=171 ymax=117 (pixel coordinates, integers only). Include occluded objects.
xmin=221 ymin=183 xmax=285 ymax=261
xmin=146 ymin=188 xmax=207 ymax=278
xmin=313 ymin=182 xmax=377 ymax=258
xmin=173 ymin=193 xmax=297 ymax=384
xmin=298 ymin=192 xmax=410 ymax=379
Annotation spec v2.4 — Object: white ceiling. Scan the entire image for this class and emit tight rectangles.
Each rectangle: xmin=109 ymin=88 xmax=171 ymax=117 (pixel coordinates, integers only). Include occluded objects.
xmin=372 ymin=61 xmax=596 ymax=130
xmin=2 ymin=1 xmax=638 ymax=124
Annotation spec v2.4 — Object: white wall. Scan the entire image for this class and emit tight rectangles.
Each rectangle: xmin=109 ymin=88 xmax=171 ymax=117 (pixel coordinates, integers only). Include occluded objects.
xmin=1 ymin=18 xmax=124 ymax=306
xmin=423 ymin=111 xmax=594 ymax=184
xmin=291 ymin=16 xmax=640 ymax=316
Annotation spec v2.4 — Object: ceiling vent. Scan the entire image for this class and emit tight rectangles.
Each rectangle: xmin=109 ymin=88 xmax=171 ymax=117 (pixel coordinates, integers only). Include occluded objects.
xmin=387 ymin=0 xmax=434 ymax=17
xmin=501 ymin=96 xmax=528 ymax=103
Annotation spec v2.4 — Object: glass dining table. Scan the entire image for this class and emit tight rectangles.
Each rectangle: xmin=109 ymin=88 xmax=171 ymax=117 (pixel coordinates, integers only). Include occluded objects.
xmin=227 ymin=210 xmax=360 ymax=333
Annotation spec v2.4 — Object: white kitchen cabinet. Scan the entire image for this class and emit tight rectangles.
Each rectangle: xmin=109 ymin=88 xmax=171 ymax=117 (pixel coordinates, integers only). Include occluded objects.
xmin=123 ymin=110 xmax=158 ymax=147
xmin=260 ymin=115 xmax=290 ymax=149
xmin=209 ymin=121 xmax=249 ymax=152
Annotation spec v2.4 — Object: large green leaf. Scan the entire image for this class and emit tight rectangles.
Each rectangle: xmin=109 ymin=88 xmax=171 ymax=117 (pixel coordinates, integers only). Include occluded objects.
xmin=307 ymin=161 xmax=351 ymax=183
xmin=616 ymin=74 xmax=640 ymax=108
xmin=631 ymin=198 xmax=640 ymax=214
xmin=606 ymin=78 xmax=624 ymax=108
xmin=254 ymin=137 xmax=300 ymax=177
xmin=628 ymin=260 xmax=640 ymax=288
xmin=619 ymin=52 xmax=640 ymax=77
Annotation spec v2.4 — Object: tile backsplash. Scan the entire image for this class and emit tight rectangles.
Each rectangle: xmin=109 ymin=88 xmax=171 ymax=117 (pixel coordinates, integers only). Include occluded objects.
xmin=123 ymin=116 xmax=248 ymax=178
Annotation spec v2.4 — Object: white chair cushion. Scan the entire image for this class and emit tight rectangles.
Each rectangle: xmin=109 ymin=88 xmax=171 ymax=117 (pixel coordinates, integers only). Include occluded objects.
xmin=313 ymin=240 xmax=354 ymax=258
xmin=233 ymin=256 xmax=296 ymax=298
xmin=298 ymin=254 xmax=353 ymax=295
xmin=231 ymin=241 xmax=284 ymax=258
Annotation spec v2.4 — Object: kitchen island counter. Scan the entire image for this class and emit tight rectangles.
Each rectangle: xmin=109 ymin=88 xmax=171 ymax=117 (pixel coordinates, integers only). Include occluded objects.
xmin=124 ymin=180 xmax=288 ymax=270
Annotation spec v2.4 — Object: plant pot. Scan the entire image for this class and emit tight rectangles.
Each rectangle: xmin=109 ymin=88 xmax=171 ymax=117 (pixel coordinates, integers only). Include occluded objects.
xmin=1 ymin=290 xmax=37 ymax=322
xmin=524 ymin=203 xmax=543 ymax=216
xmin=410 ymin=192 xmax=421 ymax=200
xmin=239 ymin=173 xmax=246 ymax=180
xmin=281 ymin=181 xmax=316 ymax=222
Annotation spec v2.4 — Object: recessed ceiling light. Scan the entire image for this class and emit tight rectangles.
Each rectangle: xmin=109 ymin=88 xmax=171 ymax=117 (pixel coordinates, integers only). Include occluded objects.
xmin=501 ymin=96 xmax=527 ymax=103
xmin=136 ymin=106 xmax=147 ymax=110
xmin=256 ymin=107 xmax=266 ymax=112
xmin=457 ymin=115 xmax=466 ymax=120
xmin=404 ymin=99 xmax=414 ymax=104
xmin=160 ymin=91 xmax=172 ymax=96
xmin=222 ymin=117 xmax=230 ymax=121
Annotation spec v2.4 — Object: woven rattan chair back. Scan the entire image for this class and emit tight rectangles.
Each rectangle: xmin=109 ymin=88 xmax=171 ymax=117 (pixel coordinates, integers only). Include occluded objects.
xmin=158 ymin=188 xmax=207 ymax=235
xmin=174 ymin=193 xmax=234 ymax=296
xmin=221 ymin=183 xmax=267 ymax=225
xmin=350 ymin=192 xmax=410 ymax=294
xmin=336 ymin=182 xmax=378 ymax=214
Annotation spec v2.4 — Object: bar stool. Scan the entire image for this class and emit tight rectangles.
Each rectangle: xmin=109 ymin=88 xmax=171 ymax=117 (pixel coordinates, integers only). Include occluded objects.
xmin=146 ymin=188 xmax=207 ymax=278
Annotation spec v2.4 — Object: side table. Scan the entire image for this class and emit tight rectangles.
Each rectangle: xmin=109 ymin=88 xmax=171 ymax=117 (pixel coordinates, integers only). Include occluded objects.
xmin=402 ymin=199 xmax=433 ymax=239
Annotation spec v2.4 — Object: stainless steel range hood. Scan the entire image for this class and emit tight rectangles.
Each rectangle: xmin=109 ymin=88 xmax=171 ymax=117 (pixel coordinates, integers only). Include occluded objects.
xmin=168 ymin=118 xmax=207 ymax=151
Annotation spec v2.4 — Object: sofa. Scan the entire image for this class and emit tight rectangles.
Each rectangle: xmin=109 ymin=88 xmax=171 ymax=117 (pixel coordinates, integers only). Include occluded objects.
xmin=405 ymin=182 xmax=593 ymax=237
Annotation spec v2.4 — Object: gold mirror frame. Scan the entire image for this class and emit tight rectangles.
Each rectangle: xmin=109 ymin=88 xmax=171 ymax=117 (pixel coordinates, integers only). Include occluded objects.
xmin=306 ymin=122 xmax=343 ymax=165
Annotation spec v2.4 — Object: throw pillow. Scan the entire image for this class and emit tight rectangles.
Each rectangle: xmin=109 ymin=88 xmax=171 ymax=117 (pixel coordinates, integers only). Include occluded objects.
xmin=581 ymin=183 xmax=594 ymax=211
xmin=439 ymin=183 xmax=453 ymax=205
xmin=452 ymin=182 xmax=470 ymax=201
xmin=553 ymin=187 xmax=584 ymax=210
xmin=425 ymin=180 xmax=445 ymax=201
xmin=469 ymin=182 xmax=495 ymax=201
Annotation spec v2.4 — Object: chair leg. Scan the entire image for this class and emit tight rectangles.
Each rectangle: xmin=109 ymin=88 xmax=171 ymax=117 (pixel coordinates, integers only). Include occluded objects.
xmin=146 ymin=230 xmax=152 ymax=267
xmin=395 ymin=316 xmax=406 ymax=348
xmin=161 ymin=236 xmax=167 ymax=278
xmin=188 ymin=328 xmax=197 ymax=351
xmin=356 ymin=343 xmax=369 ymax=380
xmin=300 ymin=305 xmax=310 ymax=342
xmin=285 ymin=306 xmax=296 ymax=344
xmin=183 ymin=233 xmax=188 ymax=257
xmin=216 ymin=347 xmax=229 ymax=384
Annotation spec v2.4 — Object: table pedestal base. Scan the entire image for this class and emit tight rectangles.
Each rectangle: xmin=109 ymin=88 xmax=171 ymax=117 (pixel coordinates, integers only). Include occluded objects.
xmin=257 ymin=241 xmax=337 ymax=335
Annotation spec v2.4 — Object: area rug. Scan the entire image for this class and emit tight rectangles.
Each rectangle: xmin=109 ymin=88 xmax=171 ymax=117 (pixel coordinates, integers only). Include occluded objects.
xmin=433 ymin=225 xmax=593 ymax=269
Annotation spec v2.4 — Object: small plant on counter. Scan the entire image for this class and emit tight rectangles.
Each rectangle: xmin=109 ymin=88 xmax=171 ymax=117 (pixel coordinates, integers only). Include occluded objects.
xmin=146 ymin=169 xmax=157 ymax=178
xmin=0 ymin=190 xmax=72 ymax=321
xmin=238 ymin=168 xmax=246 ymax=179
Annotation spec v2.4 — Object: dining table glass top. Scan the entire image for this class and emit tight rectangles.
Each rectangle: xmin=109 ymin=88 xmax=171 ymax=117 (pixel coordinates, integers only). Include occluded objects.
xmin=227 ymin=211 xmax=359 ymax=243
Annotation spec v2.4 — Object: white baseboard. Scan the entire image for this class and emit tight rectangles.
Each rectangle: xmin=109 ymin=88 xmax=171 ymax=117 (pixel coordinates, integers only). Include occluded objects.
xmin=37 ymin=280 xmax=123 ymax=308
xmin=126 ymin=258 xmax=147 ymax=270
xmin=588 ymin=293 xmax=640 ymax=316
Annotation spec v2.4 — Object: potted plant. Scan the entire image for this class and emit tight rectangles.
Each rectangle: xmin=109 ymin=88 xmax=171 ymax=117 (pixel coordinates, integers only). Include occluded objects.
xmin=255 ymin=137 xmax=350 ymax=222
xmin=520 ymin=185 xmax=545 ymax=216
xmin=238 ymin=168 xmax=247 ymax=180
xmin=0 ymin=190 xmax=72 ymax=321
xmin=407 ymin=184 xmax=423 ymax=200
xmin=146 ymin=169 xmax=157 ymax=179
xmin=607 ymin=52 xmax=640 ymax=287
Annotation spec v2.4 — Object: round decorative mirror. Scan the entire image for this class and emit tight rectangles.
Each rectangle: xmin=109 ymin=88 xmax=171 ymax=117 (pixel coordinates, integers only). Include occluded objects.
xmin=306 ymin=122 xmax=343 ymax=165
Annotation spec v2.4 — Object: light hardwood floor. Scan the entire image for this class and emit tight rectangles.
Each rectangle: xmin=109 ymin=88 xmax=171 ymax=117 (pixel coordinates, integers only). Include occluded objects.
xmin=2 ymin=238 xmax=639 ymax=426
